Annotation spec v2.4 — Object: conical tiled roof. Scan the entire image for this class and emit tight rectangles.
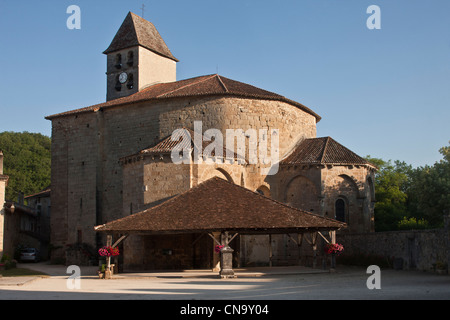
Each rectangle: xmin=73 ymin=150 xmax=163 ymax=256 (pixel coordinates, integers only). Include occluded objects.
xmin=103 ymin=12 xmax=178 ymax=62
xmin=281 ymin=137 xmax=376 ymax=167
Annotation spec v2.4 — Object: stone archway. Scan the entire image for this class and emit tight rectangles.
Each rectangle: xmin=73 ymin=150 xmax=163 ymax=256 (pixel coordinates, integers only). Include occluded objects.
xmin=215 ymin=168 xmax=234 ymax=183
xmin=284 ymin=175 xmax=320 ymax=213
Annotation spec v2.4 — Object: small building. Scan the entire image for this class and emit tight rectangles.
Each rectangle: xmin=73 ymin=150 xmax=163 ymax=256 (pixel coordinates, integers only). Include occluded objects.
xmin=2 ymin=187 xmax=51 ymax=260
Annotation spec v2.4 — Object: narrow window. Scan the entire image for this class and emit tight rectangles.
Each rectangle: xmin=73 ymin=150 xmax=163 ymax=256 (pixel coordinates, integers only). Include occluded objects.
xmin=127 ymin=73 xmax=134 ymax=89
xmin=127 ymin=51 xmax=134 ymax=66
xmin=335 ymin=199 xmax=346 ymax=223
xmin=115 ymin=75 xmax=122 ymax=91
xmin=115 ymin=54 xmax=122 ymax=69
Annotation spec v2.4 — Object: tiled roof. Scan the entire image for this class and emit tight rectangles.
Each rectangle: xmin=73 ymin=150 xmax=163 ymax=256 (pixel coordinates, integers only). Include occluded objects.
xmin=120 ymin=127 xmax=245 ymax=162
xmin=24 ymin=186 xmax=51 ymax=199
xmin=45 ymin=74 xmax=321 ymax=121
xmin=94 ymin=177 xmax=345 ymax=234
xmin=103 ymin=12 xmax=178 ymax=62
xmin=281 ymin=137 xmax=376 ymax=167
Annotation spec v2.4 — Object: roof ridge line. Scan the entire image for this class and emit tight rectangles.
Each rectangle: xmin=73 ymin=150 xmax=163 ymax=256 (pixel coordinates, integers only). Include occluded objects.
xmin=216 ymin=74 xmax=229 ymax=93
xmin=129 ymin=12 xmax=141 ymax=44
xmin=320 ymin=137 xmax=331 ymax=163
xmin=156 ymin=75 xmax=217 ymax=98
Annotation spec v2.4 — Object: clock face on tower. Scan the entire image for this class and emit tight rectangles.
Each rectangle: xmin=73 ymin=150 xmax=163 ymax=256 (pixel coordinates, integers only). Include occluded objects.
xmin=119 ymin=72 xmax=128 ymax=84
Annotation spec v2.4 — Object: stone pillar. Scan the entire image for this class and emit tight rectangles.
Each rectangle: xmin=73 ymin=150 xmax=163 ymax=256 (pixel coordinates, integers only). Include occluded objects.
xmin=220 ymin=246 xmax=235 ymax=279
xmin=219 ymin=232 xmax=235 ymax=278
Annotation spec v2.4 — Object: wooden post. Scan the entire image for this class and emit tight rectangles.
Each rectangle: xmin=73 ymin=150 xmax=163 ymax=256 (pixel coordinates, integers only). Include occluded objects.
xmin=330 ymin=231 xmax=336 ymax=271
xmin=212 ymin=232 xmax=221 ymax=272
xmin=269 ymin=234 xmax=273 ymax=268
xmin=105 ymin=234 xmax=112 ymax=279
xmin=311 ymin=232 xmax=317 ymax=269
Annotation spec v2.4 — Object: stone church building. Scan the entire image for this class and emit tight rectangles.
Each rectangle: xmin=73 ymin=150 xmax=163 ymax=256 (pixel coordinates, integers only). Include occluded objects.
xmin=46 ymin=12 xmax=376 ymax=269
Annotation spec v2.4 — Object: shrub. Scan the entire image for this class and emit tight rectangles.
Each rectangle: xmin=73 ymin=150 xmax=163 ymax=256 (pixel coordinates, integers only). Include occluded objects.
xmin=398 ymin=217 xmax=429 ymax=230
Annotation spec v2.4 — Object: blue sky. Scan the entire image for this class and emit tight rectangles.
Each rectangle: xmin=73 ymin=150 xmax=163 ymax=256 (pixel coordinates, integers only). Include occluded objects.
xmin=0 ymin=0 xmax=449 ymax=168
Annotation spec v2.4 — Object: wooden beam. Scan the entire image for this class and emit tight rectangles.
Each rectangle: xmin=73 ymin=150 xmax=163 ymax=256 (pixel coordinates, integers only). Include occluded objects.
xmin=228 ymin=232 xmax=239 ymax=244
xmin=112 ymin=234 xmax=128 ymax=248
xmin=317 ymin=231 xmax=330 ymax=244
xmin=192 ymin=233 xmax=205 ymax=246
xmin=207 ymin=232 xmax=221 ymax=246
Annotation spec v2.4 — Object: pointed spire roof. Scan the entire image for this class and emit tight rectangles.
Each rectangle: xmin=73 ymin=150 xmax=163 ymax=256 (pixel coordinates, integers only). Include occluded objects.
xmin=103 ymin=12 xmax=178 ymax=62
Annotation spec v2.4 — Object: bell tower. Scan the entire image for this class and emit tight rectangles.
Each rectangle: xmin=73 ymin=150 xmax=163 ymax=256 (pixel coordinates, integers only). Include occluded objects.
xmin=103 ymin=12 xmax=178 ymax=101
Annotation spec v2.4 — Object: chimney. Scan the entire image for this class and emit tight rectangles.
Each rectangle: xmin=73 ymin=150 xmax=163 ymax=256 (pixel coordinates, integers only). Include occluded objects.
xmin=0 ymin=150 xmax=3 ymax=175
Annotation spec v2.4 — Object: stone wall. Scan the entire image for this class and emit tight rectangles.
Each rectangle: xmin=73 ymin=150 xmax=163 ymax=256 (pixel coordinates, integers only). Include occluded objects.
xmin=49 ymin=113 xmax=99 ymax=262
xmin=337 ymin=225 xmax=450 ymax=272
xmin=122 ymin=157 xmax=191 ymax=215
xmin=322 ymin=166 xmax=375 ymax=233
xmin=275 ymin=165 xmax=375 ymax=233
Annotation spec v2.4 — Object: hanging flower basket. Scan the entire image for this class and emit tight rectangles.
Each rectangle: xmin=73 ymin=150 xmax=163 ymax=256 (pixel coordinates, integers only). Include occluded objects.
xmin=214 ymin=245 xmax=224 ymax=253
xmin=324 ymin=243 xmax=344 ymax=255
xmin=98 ymin=246 xmax=120 ymax=257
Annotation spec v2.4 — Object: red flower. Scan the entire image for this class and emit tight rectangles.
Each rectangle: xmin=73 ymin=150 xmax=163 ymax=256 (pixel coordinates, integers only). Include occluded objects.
xmin=325 ymin=243 xmax=344 ymax=255
xmin=98 ymin=246 xmax=120 ymax=257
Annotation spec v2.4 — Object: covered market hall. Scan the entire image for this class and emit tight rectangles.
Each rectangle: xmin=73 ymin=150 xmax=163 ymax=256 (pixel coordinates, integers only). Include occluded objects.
xmin=94 ymin=177 xmax=346 ymax=278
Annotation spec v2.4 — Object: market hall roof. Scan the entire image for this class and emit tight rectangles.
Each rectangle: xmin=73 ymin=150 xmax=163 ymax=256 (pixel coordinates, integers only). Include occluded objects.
xmin=45 ymin=74 xmax=321 ymax=122
xmin=281 ymin=136 xmax=377 ymax=168
xmin=94 ymin=177 xmax=345 ymax=234
xmin=103 ymin=12 xmax=178 ymax=62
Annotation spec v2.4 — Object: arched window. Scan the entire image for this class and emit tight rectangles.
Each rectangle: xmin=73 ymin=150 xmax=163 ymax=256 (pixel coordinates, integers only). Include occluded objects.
xmin=127 ymin=73 xmax=134 ymax=90
xmin=127 ymin=51 xmax=134 ymax=66
xmin=115 ymin=75 xmax=122 ymax=92
xmin=335 ymin=198 xmax=346 ymax=223
xmin=115 ymin=54 xmax=122 ymax=69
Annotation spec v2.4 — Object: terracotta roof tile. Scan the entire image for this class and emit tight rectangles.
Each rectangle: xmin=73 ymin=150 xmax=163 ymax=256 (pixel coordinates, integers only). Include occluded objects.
xmin=120 ymin=127 xmax=245 ymax=162
xmin=45 ymin=74 xmax=321 ymax=121
xmin=94 ymin=177 xmax=345 ymax=234
xmin=281 ymin=137 xmax=376 ymax=167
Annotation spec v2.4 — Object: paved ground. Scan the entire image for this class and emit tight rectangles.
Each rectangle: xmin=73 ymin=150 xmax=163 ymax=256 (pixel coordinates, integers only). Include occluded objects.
xmin=0 ymin=262 xmax=449 ymax=301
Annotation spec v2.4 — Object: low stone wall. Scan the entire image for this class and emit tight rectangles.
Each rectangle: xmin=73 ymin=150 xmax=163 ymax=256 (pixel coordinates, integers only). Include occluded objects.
xmin=337 ymin=227 xmax=449 ymax=272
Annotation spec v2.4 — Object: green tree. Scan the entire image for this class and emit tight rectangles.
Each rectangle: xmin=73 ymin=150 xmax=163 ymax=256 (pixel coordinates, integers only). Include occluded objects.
xmin=407 ymin=142 xmax=450 ymax=227
xmin=365 ymin=156 xmax=413 ymax=231
xmin=0 ymin=131 xmax=51 ymax=201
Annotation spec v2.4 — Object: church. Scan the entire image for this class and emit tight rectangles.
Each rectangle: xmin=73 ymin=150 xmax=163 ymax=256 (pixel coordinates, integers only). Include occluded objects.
xmin=46 ymin=12 xmax=376 ymax=270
